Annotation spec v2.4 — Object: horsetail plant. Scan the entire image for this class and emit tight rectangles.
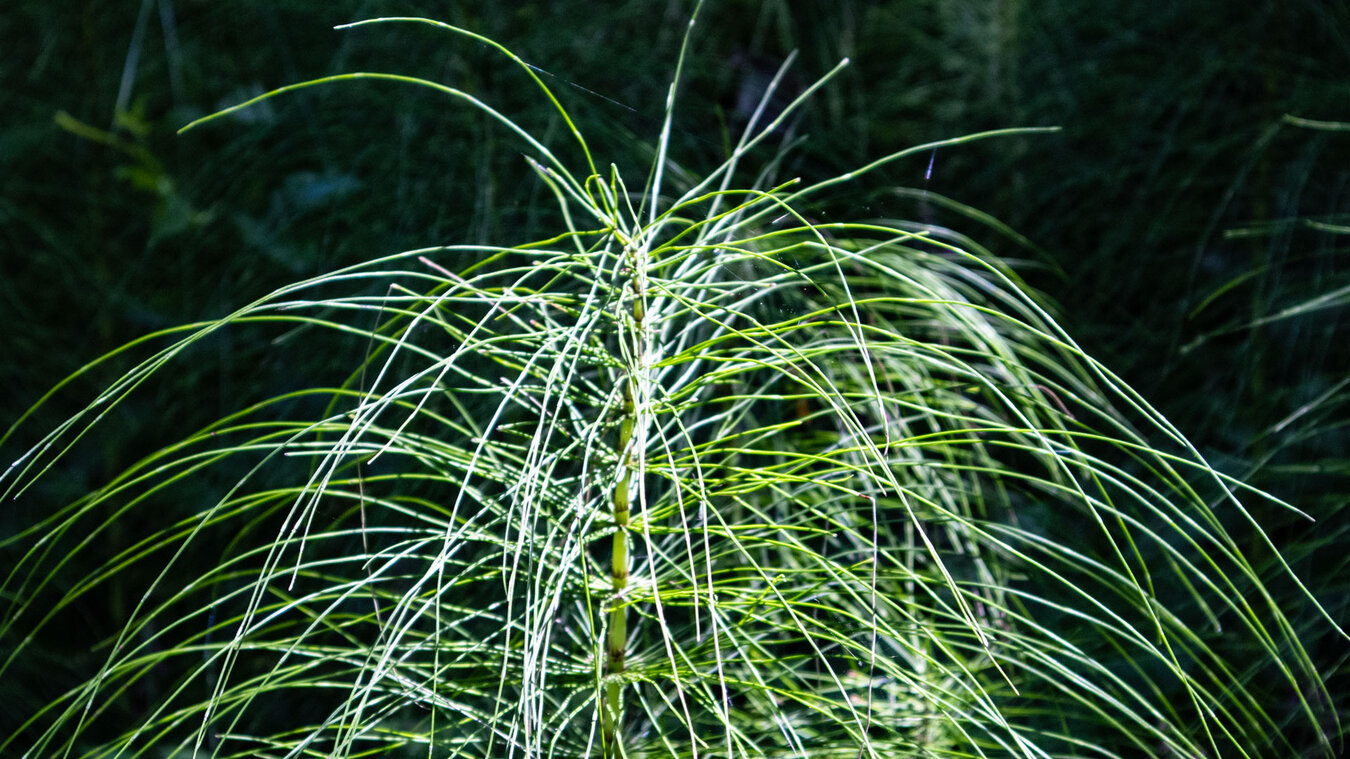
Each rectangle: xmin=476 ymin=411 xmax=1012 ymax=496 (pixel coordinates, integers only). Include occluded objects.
xmin=2 ymin=9 xmax=1344 ymax=759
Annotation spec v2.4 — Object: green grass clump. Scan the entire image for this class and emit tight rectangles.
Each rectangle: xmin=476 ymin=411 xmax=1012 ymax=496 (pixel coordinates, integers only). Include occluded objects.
xmin=2 ymin=10 xmax=1342 ymax=758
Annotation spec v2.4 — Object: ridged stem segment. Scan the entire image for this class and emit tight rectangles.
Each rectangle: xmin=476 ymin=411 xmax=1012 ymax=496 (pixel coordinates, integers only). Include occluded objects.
xmin=603 ymin=378 xmax=635 ymax=756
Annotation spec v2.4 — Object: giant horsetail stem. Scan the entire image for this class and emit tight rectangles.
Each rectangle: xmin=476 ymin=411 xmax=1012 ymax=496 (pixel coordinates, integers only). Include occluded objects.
xmin=603 ymin=312 xmax=640 ymax=753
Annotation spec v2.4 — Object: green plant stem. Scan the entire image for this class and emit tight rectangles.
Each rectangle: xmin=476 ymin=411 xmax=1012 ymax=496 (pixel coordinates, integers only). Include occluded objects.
xmin=604 ymin=378 xmax=635 ymax=755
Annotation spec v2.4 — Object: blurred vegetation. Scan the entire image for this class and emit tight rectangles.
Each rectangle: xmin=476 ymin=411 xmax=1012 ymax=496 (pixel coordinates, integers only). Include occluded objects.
xmin=2 ymin=0 xmax=1346 ymax=751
